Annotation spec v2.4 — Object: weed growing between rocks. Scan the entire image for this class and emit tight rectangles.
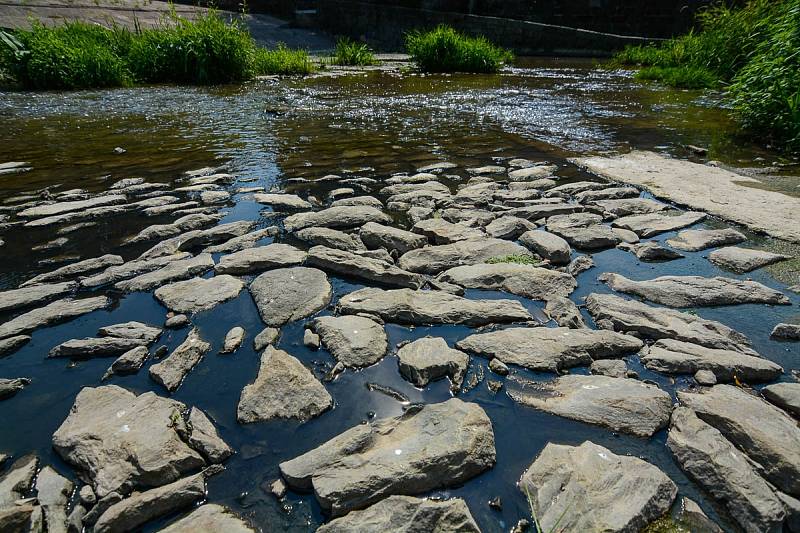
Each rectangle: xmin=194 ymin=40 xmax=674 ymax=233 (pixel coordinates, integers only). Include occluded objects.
xmin=333 ymin=37 xmax=377 ymax=66
xmin=405 ymin=25 xmax=513 ymax=73
xmin=486 ymin=254 xmax=539 ymax=266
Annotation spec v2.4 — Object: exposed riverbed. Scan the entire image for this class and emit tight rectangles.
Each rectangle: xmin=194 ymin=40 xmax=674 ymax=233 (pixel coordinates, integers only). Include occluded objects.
xmin=1 ymin=59 xmax=799 ymax=532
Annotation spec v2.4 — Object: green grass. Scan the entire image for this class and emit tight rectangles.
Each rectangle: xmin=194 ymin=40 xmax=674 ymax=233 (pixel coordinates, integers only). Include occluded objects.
xmin=333 ymin=37 xmax=377 ymax=66
xmin=486 ymin=254 xmax=539 ymax=265
xmin=0 ymin=11 xmax=314 ymax=90
xmin=635 ymin=66 xmax=717 ymax=89
xmin=405 ymin=25 xmax=513 ymax=73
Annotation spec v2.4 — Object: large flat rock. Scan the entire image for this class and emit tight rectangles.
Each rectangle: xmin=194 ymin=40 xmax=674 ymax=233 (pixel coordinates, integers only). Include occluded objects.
xmin=22 ymin=254 xmax=123 ymax=287
xmin=149 ymin=328 xmax=210 ymax=392
xmin=666 ymin=228 xmax=746 ymax=252
xmin=214 ymin=244 xmax=307 ymax=274
xmin=338 ymin=287 xmax=532 ymax=326
xmin=0 ymin=296 xmax=110 ymax=339
xmin=762 ymin=383 xmax=800 ymax=417
xmin=48 ymin=337 xmax=147 ymax=359
xmin=641 ymin=339 xmax=782 ymax=383
xmin=284 ymin=206 xmax=391 ymax=232
xmin=159 ymin=504 xmax=254 ymax=533
xmin=521 ymin=441 xmax=676 ymax=533
xmin=279 ymin=398 xmax=495 ymax=516
xmin=678 ymin=385 xmax=800 ymax=497
xmin=252 ymin=193 xmax=311 ymax=210
xmin=412 ymin=218 xmax=485 ymax=244
xmin=508 ymin=374 xmax=672 ymax=437
xmin=585 ymin=293 xmax=756 ymax=355
xmin=293 ymin=227 xmax=366 ymax=252
xmin=457 ymin=327 xmax=642 ymax=372
xmin=154 ymin=275 xmax=244 ymax=314
xmin=438 ymin=263 xmax=576 ymax=300
xmin=708 ymin=246 xmax=790 ymax=273
xmin=115 ymin=254 xmax=215 ymax=292
xmin=398 ymin=238 xmax=529 ymax=275
xmin=18 ymin=194 xmax=127 ymax=219
xmin=79 ymin=253 xmax=191 ymax=288
xmin=574 ymin=151 xmax=800 ymax=243
xmin=249 ymin=267 xmax=331 ymax=326
xmin=0 ymin=281 xmax=76 ymax=313
xmin=519 ymin=230 xmax=571 ymax=265
xmin=667 ymin=407 xmax=785 ymax=532
xmin=237 ymin=346 xmax=331 ymax=423
xmin=611 ymin=211 xmax=706 ymax=238
xmin=307 ymin=246 xmax=424 ymax=289
xmin=360 ymin=222 xmax=427 ymax=255
xmin=311 ymin=315 xmax=387 ymax=368
xmin=600 ymin=273 xmax=789 ymax=307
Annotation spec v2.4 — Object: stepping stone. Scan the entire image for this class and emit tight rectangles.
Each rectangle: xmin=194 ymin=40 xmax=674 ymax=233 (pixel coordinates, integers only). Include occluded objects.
xmin=575 ymin=186 xmax=639 ymax=203
xmin=544 ymin=296 xmax=585 ymax=328
xmin=115 ymin=254 xmax=215 ymax=292
xmin=485 ymin=216 xmax=537 ymax=240
xmin=412 ymin=219 xmax=484 ymax=244
xmin=0 ymin=296 xmax=110 ymax=339
xmin=666 ymin=228 xmax=746 ymax=252
xmin=48 ymin=337 xmax=148 ymax=359
xmin=284 ymin=206 xmax=391 ymax=232
xmin=103 ymin=347 xmax=149 ymax=379
xmin=220 ymin=327 xmax=245 ymax=354
xmin=625 ymin=241 xmax=683 ymax=261
xmin=154 ymin=275 xmax=245 ymax=314
xmin=186 ymin=408 xmax=232 ymax=463
xmin=761 ymin=383 xmax=800 ymax=417
xmin=79 ymin=253 xmax=192 ymax=288
xmin=307 ymin=246 xmax=425 ymax=289
xmin=507 ymin=165 xmax=556 ymax=180
xmin=149 ymin=328 xmax=210 ymax=392
xmin=708 ymin=246 xmax=789 ymax=273
xmin=293 ymin=227 xmax=366 ymax=252
xmin=98 ymin=321 xmax=162 ymax=343
xmin=612 ymin=211 xmax=706 ymax=237
xmin=252 ymin=193 xmax=311 ymax=210
xmin=396 ymin=337 xmax=468 ymax=389
xmin=0 ymin=281 xmax=76 ymax=313
xmin=519 ymin=230 xmax=571 ymax=265
xmin=18 ymin=195 xmax=126 ymax=219
xmin=311 ymin=316 xmax=387 ymax=368
xmin=359 ymin=222 xmax=427 ymax=255
xmin=249 ymin=267 xmax=332 ymax=326
xmin=22 ymin=255 xmax=123 ymax=287
xmin=215 ymin=244 xmax=307 ymax=274
xmin=438 ymin=263 xmax=576 ymax=300
xmin=592 ymin=197 xmax=667 ymax=217
xmin=398 ymin=238 xmax=529 ymax=275
xmin=590 ymin=359 xmax=627 ymax=378
xmin=159 ymin=504 xmax=254 ymax=533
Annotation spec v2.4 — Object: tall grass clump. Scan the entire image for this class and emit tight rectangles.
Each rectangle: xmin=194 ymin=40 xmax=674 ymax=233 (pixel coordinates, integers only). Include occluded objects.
xmin=333 ymin=37 xmax=377 ymax=66
xmin=253 ymin=44 xmax=314 ymax=75
xmin=405 ymin=25 xmax=513 ymax=73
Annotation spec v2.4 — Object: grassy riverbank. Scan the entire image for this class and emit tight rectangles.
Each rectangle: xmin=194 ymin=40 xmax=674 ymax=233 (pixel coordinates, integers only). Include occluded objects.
xmin=0 ymin=11 xmax=313 ymax=89
xmin=614 ymin=0 xmax=800 ymax=151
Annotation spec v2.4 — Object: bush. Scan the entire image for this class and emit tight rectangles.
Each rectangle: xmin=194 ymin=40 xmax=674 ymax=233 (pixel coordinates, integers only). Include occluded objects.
xmin=253 ymin=44 xmax=315 ymax=75
xmin=405 ymin=25 xmax=513 ymax=73
xmin=333 ymin=37 xmax=376 ymax=66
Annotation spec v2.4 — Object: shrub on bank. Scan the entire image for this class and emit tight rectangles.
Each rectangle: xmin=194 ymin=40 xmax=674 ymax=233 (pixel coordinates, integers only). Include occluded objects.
xmin=333 ymin=37 xmax=377 ymax=66
xmin=405 ymin=25 xmax=513 ymax=73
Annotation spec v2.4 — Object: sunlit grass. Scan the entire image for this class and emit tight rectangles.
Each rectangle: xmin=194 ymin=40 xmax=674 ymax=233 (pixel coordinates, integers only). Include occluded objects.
xmin=405 ymin=25 xmax=512 ymax=73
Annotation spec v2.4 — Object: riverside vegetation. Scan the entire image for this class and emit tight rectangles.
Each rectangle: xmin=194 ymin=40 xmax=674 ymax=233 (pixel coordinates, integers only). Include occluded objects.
xmin=405 ymin=25 xmax=514 ymax=73
xmin=614 ymin=0 xmax=800 ymax=151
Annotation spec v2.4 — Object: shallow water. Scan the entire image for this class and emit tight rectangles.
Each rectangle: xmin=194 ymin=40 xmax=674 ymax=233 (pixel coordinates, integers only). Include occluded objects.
xmin=0 ymin=58 xmax=798 ymax=532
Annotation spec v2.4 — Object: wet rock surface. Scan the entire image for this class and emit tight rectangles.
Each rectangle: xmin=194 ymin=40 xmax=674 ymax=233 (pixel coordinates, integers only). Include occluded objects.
xmin=709 ymin=246 xmax=790 ymax=273
xmin=154 ymin=275 xmax=245 ymax=314
xmin=438 ymin=263 xmax=576 ymax=300
xmin=307 ymin=246 xmax=425 ymax=289
xmin=399 ymin=238 xmax=529 ymax=274
xmin=158 ymin=504 xmax=254 ymax=532
xmin=215 ymin=243 xmax=307 ymax=274
xmin=666 ymin=228 xmax=746 ymax=251
xmin=396 ymin=337 xmax=468 ymax=389
xmin=249 ymin=267 xmax=332 ymax=326
xmin=149 ymin=328 xmax=210 ymax=391
xmin=0 ymin=296 xmax=110 ymax=339
xmin=311 ymin=315 xmax=387 ymax=368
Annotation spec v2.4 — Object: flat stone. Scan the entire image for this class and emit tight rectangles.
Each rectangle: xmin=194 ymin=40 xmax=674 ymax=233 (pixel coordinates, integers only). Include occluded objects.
xmin=116 ymin=255 xmax=215 ymax=292
xmin=331 ymin=195 xmax=384 ymax=208
xmin=24 ymin=204 xmax=132 ymax=228
xmin=35 ymin=466 xmax=73 ymax=533
xmin=0 ymin=281 xmax=76 ymax=313
xmin=641 ymin=339 xmax=782 ymax=383
xmin=586 ymin=293 xmax=755 ymax=355
xmin=506 ymin=204 xmax=585 ymax=221
xmin=104 ymin=346 xmax=150 ymax=378
xmin=678 ymin=385 xmax=800 ymax=496
xmin=317 ymin=495 xmax=480 ymax=533
xmin=149 ymin=328 xmax=210 ymax=392
xmin=200 ymin=191 xmax=230 ymax=204
xmin=0 ymin=377 xmax=31 ymax=400
xmin=508 ymin=374 xmax=672 ymax=437
xmin=466 ymin=165 xmax=505 ymax=175
xmin=412 ymin=219 xmax=484 ymax=244
xmin=249 ymin=267 xmax=332 ymax=326
xmin=164 ymin=315 xmax=189 ymax=329
xmin=612 ymin=211 xmax=706 ymax=238
xmin=520 ymin=441 xmax=676 ymax=533
xmin=667 ymin=407 xmax=785 ymax=532
xmin=380 ymin=181 xmax=450 ymax=197
xmin=360 ymin=222 xmax=427 ymax=255
xmin=544 ymin=296 xmax=585 ymax=328
xmin=311 ymin=315 xmax=387 ymax=368
xmin=338 ymin=287 xmax=532 ymax=326
xmin=253 ymin=327 xmax=279 ymax=351
xmin=441 ymin=207 xmax=496 ymax=226
xmin=593 ymin=197 xmax=668 ymax=218
xmin=173 ymin=221 xmax=255 ymax=251
xmin=158 ymin=504 xmax=254 ymax=533
xmin=709 ymin=246 xmax=790 ymax=273
xmin=0 ymin=296 xmax=110 ymax=339
xmin=204 ymin=228 xmax=277 ymax=254
xmin=52 ymin=385 xmax=206 ymax=498
xmin=485 ymin=216 xmax=537 ymax=240
xmin=303 ymin=329 xmax=320 ymax=349
xmin=80 ymin=253 xmax=192 ymax=288
xmin=0 ymin=455 xmax=38 ymax=506
xmin=566 ymin=255 xmax=594 ymax=276
xmin=215 ymin=244 xmax=306 ymax=275
xmin=0 ymin=505 xmax=35 ymax=532
xmin=237 ymin=346 xmax=332 ymax=423
xmin=457 ymin=327 xmax=642 ymax=373
xmin=397 ymin=337 xmax=468 ymax=389
xmin=307 ymin=246 xmax=424 ymax=289
xmin=253 ymin=193 xmax=311 ymax=210
xmin=666 ymin=228 xmax=746 ymax=252
xmin=187 ymin=408 xmax=232 ymax=463
xmin=519 ymin=230 xmax=571 ymax=264
xmin=48 ymin=337 xmax=147 ymax=359
xmin=546 ymin=181 xmax=607 ymax=196
xmin=154 ymin=275 xmax=244 ymax=314
xmin=762 ymin=383 xmax=800 ymax=417
xmin=399 ymin=238 xmax=529 ymax=275
xmin=613 ymin=227 xmax=640 ymax=243
xmin=18 ymin=195 xmax=127 ymax=219
xmin=694 ymin=369 xmax=718 ymax=386
xmin=294 ymin=227 xmax=366 ymax=252
xmin=507 ymin=165 xmax=557 ymax=180
xmin=546 ymin=213 xmax=621 ymax=250
xmin=279 ymin=398 xmax=495 ymax=516
xmin=575 ymin=186 xmax=639 ymax=203
xmin=220 ymin=327 xmax=245 ymax=354
xmin=418 ymin=162 xmax=457 ymax=173
xmin=93 ymin=473 xmax=206 ymax=533
xmin=629 ymin=241 xmax=683 ymax=261
xmin=589 ymin=359 xmax=627 ymax=377
xmin=0 ymin=335 xmax=31 ymax=357
xmin=284 ymin=206 xmax=391 ymax=232
xmin=600 ymin=273 xmax=790 ymax=307
xmin=509 ymin=178 xmax=557 ymax=191
xmin=438 ymin=263 xmax=576 ymax=300
xmin=22 ymin=255 xmax=123 ymax=287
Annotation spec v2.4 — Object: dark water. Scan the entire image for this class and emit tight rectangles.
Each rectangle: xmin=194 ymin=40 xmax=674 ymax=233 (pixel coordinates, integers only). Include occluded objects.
xmin=0 ymin=59 xmax=798 ymax=532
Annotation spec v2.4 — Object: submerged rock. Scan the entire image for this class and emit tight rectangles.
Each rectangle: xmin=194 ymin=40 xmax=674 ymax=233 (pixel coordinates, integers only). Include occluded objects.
xmin=600 ymin=273 xmax=790 ymax=307
xmin=338 ymin=287 xmax=531 ymax=326
xmin=666 ymin=228 xmax=746 ymax=252
xmin=149 ymin=328 xmax=211 ymax=392
xmin=237 ymin=346 xmax=332 ymax=423
xmin=508 ymin=374 xmax=672 ymax=437
xmin=279 ymin=398 xmax=495 ymax=516
xmin=317 ymin=495 xmax=480 ymax=533
xmin=311 ymin=315 xmax=387 ymax=368
xmin=215 ymin=244 xmax=307 ymax=274
xmin=612 ymin=211 xmax=706 ymax=237
xmin=438 ymin=263 xmax=576 ymax=300
xmin=398 ymin=238 xmax=529 ymax=274
xmin=457 ymin=327 xmax=642 ymax=373
xmin=0 ymin=296 xmax=110 ymax=339
xmin=519 ymin=230 xmax=571 ymax=264
xmin=708 ymin=246 xmax=789 ymax=273
xmin=396 ymin=337 xmax=468 ymax=389
xmin=154 ymin=275 xmax=244 ymax=314
xmin=0 ymin=281 xmax=76 ymax=313
xmin=284 ymin=206 xmax=391 ymax=232
xmin=771 ymin=323 xmax=800 ymax=340
xmin=249 ymin=267 xmax=332 ymax=326
xmin=307 ymin=246 xmax=424 ymax=289
xmin=159 ymin=504 xmax=254 ymax=533
xmin=520 ymin=441 xmax=676 ymax=533
xmin=22 ymin=255 xmax=123 ymax=287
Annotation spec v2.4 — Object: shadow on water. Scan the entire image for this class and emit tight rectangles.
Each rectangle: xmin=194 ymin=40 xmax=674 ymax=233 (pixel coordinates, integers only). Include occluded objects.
xmin=0 ymin=58 xmax=798 ymax=531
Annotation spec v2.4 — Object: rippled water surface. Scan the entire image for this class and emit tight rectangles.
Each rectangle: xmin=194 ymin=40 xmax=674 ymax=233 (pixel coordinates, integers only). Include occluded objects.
xmin=0 ymin=59 xmax=798 ymax=532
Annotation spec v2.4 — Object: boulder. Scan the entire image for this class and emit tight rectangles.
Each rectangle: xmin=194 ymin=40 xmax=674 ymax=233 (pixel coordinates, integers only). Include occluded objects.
xmin=253 ymin=327 xmax=279 ymax=351
xmin=0 ymin=377 xmax=31 ymax=400
xmin=412 ymin=219 xmax=484 ymax=244
xmin=544 ymin=296 xmax=585 ymax=328
xmin=317 ymin=495 xmax=480 ymax=533
xmin=708 ymin=246 xmax=789 ymax=273
xmin=612 ymin=211 xmax=706 ymax=237
xmin=589 ymin=359 xmax=627 ymax=378
xmin=294 ymin=227 xmax=366 ymax=252
xmin=48 ymin=337 xmax=147 ymax=359
xmin=158 ymin=504 xmax=254 ymax=533
xmin=0 ymin=281 xmax=76 ymax=313
xmin=338 ymin=287 xmax=531 ymax=326
xmin=546 ymin=214 xmax=621 ymax=250
xmin=331 ymin=195 xmax=384 ymax=208
xmin=590 ymin=198 xmax=668 ymax=218
xmin=585 ymin=293 xmax=756 ymax=355
xmin=115 ymin=255 xmax=215 ymax=292
xmin=771 ymin=323 xmax=800 ymax=340
xmin=35 ymin=466 xmax=73 ymax=533
xmin=186 ymin=408 xmax=232 ymax=463
xmin=508 ymin=165 xmax=556 ymax=180
xmin=520 ymin=441 xmax=676 ymax=533
xmin=214 ymin=244 xmax=307 ymax=274
xmin=628 ymin=241 xmax=683 ymax=261
xmin=438 ymin=263 xmax=576 ymax=300
xmin=104 ymin=346 xmax=150 ymax=378
xmin=52 ymin=386 xmax=206 ymax=498
xmin=360 ymin=222 xmax=427 ymax=255
xmin=678 ymin=385 xmax=800 ymax=496
xmin=566 ymin=255 xmax=595 ymax=276
xmin=396 ymin=337 xmax=469 ymax=389
xmin=149 ymin=328 xmax=210 ymax=392
xmin=0 ymin=335 xmax=31 ymax=357
xmin=0 ymin=455 xmax=38 ymax=507
xmin=279 ymin=399 xmax=495 ymax=516
xmin=508 ymin=374 xmax=672 ymax=437
xmin=0 ymin=296 xmax=110 ymax=339
xmin=252 ymin=193 xmax=311 ymax=210
xmin=220 ymin=327 xmax=245 ymax=354
xmin=457 ymin=327 xmax=642 ymax=373
xmin=22 ymin=255 xmax=123 ymax=287
xmin=666 ymin=228 xmax=746 ymax=252
xmin=600 ymin=273 xmax=789 ymax=307
xmin=237 ymin=346 xmax=332 ymax=423
xmin=399 ymin=239 xmax=529 ymax=274
xmin=640 ymin=339 xmax=782 ymax=383
xmin=79 ymin=253 xmax=192 ymax=288
xmin=761 ymin=383 xmax=800 ymax=417
xmin=667 ymin=407 xmax=785 ymax=532
xmin=249 ymin=267 xmax=331 ymax=326
xmin=519 ymin=230 xmax=571 ymax=264
xmin=154 ymin=275 xmax=244 ymax=314
xmin=284 ymin=206 xmax=391 ymax=232
xmin=311 ymin=315 xmax=387 ymax=368
xmin=485 ymin=216 xmax=537 ymax=240
xmin=307 ymin=246 xmax=424 ymax=289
